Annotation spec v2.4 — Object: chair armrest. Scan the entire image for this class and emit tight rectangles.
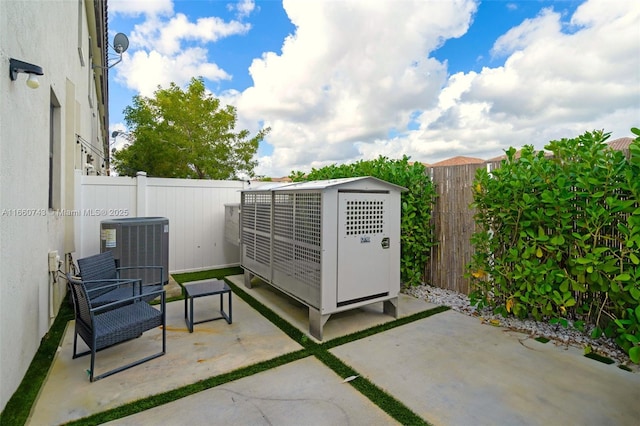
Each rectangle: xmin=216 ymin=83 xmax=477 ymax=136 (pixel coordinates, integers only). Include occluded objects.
xmin=116 ymin=266 xmax=164 ymax=285
xmin=90 ymin=287 xmax=166 ymax=315
xmin=84 ymin=278 xmax=143 ymax=296
xmin=117 ymin=265 xmax=163 ymax=271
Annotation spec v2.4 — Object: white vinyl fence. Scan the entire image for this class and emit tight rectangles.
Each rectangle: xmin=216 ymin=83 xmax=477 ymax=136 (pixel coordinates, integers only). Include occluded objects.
xmin=74 ymin=171 xmax=249 ymax=273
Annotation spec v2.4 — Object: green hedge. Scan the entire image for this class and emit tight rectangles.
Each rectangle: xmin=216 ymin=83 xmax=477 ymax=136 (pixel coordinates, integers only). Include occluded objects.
xmin=468 ymin=129 xmax=640 ymax=363
xmin=290 ymin=155 xmax=436 ymax=287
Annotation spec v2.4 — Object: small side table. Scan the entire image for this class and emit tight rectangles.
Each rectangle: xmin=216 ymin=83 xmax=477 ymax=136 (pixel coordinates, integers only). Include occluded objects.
xmin=184 ymin=279 xmax=232 ymax=332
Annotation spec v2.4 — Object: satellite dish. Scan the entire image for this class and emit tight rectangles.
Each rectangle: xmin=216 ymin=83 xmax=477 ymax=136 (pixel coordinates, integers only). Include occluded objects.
xmin=113 ymin=33 xmax=129 ymax=54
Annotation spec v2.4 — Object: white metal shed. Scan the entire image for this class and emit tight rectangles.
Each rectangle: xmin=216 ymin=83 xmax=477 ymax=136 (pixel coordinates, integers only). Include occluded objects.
xmin=241 ymin=177 xmax=406 ymax=339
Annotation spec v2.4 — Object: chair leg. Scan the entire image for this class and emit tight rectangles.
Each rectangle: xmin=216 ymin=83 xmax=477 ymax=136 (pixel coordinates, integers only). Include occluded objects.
xmin=72 ymin=331 xmax=79 ymax=359
xmin=162 ymin=295 xmax=166 ymax=353
xmin=92 ymin=326 xmax=166 ymax=381
xmin=89 ymin=331 xmax=166 ymax=381
xmin=162 ymin=318 xmax=166 ymax=354
xmin=90 ymin=348 xmax=96 ymax=382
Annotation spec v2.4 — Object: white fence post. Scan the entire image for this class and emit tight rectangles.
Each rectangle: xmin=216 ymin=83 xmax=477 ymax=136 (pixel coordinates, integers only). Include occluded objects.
xmin=136 ymin=171 xmax=147 ymax=217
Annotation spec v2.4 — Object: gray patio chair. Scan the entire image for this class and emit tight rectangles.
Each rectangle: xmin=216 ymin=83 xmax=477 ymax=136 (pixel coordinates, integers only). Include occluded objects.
xmin=66 ymin=273 xmax=166 ymax=382
xmin=77 ymin=251 xmax=164 ymax=306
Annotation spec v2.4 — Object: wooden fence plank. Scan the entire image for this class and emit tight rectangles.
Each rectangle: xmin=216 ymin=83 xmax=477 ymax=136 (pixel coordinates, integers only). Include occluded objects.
xmin=426 ymin=163 xmax=486 ymax=294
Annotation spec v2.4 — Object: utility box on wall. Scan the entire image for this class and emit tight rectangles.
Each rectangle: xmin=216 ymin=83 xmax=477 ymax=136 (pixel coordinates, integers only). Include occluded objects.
xmin=100 ymin=217 xmax=169 ymax=285
xmin=241 ymin=177 xmax=406 ymax=340
xmin=224 ymin=203 xmax=241 ymax=246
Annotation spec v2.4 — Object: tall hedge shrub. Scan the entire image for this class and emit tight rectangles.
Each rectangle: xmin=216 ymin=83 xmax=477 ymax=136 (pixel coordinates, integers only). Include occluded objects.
xmin=289 ymin=155 xmax=436 ymax=287
xmin=468 ymin=129 xmax=640 ymax=363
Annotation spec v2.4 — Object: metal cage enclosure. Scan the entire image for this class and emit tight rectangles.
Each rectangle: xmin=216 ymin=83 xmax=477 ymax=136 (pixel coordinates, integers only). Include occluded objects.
xmin=241 ymin=177 xmax=405 ymax=340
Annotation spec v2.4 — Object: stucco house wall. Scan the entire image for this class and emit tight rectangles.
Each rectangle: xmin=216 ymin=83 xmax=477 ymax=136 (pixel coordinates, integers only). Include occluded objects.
xmin=0 ymin=0 xmax=109 ymax=409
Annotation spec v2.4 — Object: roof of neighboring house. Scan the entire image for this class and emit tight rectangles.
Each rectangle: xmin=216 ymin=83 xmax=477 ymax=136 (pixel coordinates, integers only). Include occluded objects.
xmin=269 ymin=176 xmax=293 ymax=183
xmin=429 ymin=156 xmax=485 ymax=167
xmin=607 ymin=137 xmax=634 ymax=151
xmin=487 ymin=149 xmax=553 ymax=163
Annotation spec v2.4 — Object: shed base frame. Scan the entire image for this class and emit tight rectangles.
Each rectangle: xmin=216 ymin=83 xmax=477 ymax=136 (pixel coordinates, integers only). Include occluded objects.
xmin=383 ymin=297 xmax=399 ymax=318
xmin=309 ymin=308 xmax=330 ymax=340
xmin=243 ymin=269 xmax=399 ymax=341
xmin=244 ymin=270 xmax=254 ymax=288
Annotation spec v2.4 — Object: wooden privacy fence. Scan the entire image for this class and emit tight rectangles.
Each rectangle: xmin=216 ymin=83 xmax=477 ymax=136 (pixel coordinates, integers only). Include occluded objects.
xmin=425 ymin=145 xmax=632 ymax=295
xmin=425 ymin=163 xmax=487 ymax=294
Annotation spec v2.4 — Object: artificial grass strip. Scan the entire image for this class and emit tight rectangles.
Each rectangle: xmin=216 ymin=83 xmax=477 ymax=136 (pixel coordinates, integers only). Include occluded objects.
xmin=315 ymin=350 xmax=430 ymax=426
xmin=172 ymin=267 xmax=243 ymax=284
xmin=584 ymin=352 xmax=615 ymax=364
xmin=223 ymin=278 xmax=315 ymax=348
xmin=63 ymin=350 xmax=311 ymax=426
xmin=324 ymin=305 xmax=450 ymax=350
xmin=0 ymin=297 xmax=74 ymax=426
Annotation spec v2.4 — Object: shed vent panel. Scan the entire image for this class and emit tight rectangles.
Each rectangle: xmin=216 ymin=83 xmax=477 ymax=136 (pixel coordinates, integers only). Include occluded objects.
xmin=241 ymin=192 xmax=272 ymax=278
xmin=272 ymin=192 xmax=322 ymax=294
xmin=273 ymin=194 xmax=293 ymax=239
xmin=294 ymin=193 xmax=322 ymax=246
xmin=254 ymin=234 xmax=271 ymax=265
xmin=273 ymin=240 xmax=321 ymax=291
xmin=345 ymin=199 xmax=385 ymax=235
xmin=242 ymin=228 xmax=255 ymax=259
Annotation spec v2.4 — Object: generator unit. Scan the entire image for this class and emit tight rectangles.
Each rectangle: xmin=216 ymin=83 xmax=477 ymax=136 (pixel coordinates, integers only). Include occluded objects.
xmin=241 ymin=177 xmax=405 ymax=340
xmin=100 ymin=217 xmax=169 ymax=285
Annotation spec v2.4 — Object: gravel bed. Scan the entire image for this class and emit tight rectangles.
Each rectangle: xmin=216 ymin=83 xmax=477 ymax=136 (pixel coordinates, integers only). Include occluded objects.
xmin=403 ymin=284 xmax=637 ymax=370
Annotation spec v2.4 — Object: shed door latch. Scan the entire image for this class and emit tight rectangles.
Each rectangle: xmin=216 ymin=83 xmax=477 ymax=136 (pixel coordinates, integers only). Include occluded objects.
xmin=381 ymin=237 xmax=390 ymax=249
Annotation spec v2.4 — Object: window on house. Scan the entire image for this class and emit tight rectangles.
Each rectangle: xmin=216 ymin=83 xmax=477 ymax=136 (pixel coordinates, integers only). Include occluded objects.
xmin=49 ymin=92 xmax=61 ymax=210
xmin=88 ymin=36 xmax=94 ymax=108
xmin=77 ymin=0 xmax=85 ymax=66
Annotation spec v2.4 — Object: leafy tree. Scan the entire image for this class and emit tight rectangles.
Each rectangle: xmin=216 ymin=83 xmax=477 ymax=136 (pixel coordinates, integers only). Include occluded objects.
xmin=112 ymin=77 xmax=269 ymax=179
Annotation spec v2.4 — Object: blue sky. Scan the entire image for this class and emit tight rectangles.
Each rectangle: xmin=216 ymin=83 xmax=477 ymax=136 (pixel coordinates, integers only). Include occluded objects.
xmin=107 ymin=0 xmax=639 ymax=178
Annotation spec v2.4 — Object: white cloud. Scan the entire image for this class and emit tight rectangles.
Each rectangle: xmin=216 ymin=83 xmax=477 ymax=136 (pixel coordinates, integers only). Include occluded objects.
xmin=108 ymin=0 xmax=174 ymax=17
xmin=467 ymin=1 xmax=639 ymax=125
xmin=129 ymin=13 xmax=250 ymax=56
xmin=116 ymin=48 xmax=231 ymax=97
xmin=242 ymin=0 xmax=478 ymax=176
xmin=230 ymin=0 xmax=256 ymax=19
xmin=112 ymin=3 xmax=250 ymax=96
xmin=242 ymin=0 xmax=639 ymax=177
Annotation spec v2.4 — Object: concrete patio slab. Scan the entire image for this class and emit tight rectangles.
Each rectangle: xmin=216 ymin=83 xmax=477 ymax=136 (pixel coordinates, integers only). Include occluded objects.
xmin=27 ymin=293 xmax=302 ymax=426
xmin=330 ymin=309 xmax=640 ymax=426
xmin=227 ymin=274 xmax=438 ymax=342
xmin=105 ymin=356 xmax=399 ymax=426
xmin=25 ymin=275 xmax=640 ymax=426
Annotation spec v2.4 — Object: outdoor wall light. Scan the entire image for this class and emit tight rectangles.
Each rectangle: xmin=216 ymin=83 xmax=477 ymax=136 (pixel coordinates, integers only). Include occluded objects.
xmin=9 ymin=58 xmax=44 ymax=89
